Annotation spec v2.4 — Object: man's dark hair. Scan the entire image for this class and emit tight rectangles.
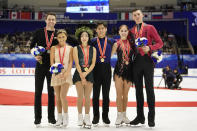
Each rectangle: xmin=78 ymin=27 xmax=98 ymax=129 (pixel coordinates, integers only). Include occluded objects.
xmin=45 ymin=12 xmax=57 ymax=20
xmin=131 ymin=9 xmax=142 ymax=13
xmin=96 ymin=22 xmax=107 ymax=28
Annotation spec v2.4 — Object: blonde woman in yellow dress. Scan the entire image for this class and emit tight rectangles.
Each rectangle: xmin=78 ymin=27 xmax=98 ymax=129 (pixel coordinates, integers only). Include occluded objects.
xmin=50 ymin=29 xmax=73 ymax=127
xmin=73 ymin=27 xmax=96 ymax=129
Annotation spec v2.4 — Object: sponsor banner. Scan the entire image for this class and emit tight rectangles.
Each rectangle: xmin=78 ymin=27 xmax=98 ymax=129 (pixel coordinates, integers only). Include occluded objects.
xmin=0 ymin=68 xmax=196 ymax=77
xmin=0 ymin=68 xmax=35 ymax=76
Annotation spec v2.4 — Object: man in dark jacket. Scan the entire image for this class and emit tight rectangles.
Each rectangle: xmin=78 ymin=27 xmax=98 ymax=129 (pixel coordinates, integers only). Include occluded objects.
xmin=173 ymin=69 xmax=182 ymax=89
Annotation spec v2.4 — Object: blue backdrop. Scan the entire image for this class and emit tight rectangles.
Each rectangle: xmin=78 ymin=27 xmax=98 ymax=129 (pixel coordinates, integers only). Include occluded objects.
xmin=0 ymin=54 xmax=196 ymax=69
xmin=0 ymin=11 xmax=197 ymax=45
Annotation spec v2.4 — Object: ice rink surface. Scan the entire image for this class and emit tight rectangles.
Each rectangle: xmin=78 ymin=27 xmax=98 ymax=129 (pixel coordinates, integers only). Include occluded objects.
xmin=0 ymin=74 xmax=197 ymax=131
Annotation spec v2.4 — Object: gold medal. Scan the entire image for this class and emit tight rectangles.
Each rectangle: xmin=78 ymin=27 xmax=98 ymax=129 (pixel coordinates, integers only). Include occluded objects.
xmin=84 ymin=67 xmax=88 ymax=72
xmin=101 ymin=58 xmax=104 ymax=62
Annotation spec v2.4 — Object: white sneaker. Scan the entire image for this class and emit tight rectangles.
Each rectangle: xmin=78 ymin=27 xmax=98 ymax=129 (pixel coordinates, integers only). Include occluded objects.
xmin=122 ymin=112 xmax=130 ymax=124
xmin=115 ymin=112 xmax=123 ymax=126
xmin=63 ymin=113 xmax=69 ymax=127
xmin=78 ymin=114 xmax=83 ymax=126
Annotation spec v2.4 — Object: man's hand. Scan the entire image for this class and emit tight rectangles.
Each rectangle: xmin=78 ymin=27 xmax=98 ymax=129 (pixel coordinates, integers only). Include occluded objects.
xmin=35 ymin=56 xmax=42 ymax=61
xmin=142 ymin=46 xmax=150 ymax=54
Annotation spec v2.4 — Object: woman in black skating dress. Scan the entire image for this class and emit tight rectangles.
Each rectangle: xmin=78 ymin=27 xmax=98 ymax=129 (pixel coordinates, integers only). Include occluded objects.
xmin=72 ymin=26 xmax=96 ymax=127
xmin=111 ymin=25 xmax=135 ymax=126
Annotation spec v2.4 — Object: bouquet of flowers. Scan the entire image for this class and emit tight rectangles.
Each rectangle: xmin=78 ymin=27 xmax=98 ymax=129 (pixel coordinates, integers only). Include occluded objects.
xmin=31 ymin=46 xmax=46 ymax=64
xmin=151 ymin=50 xmax=163 ymax=64
xmin=50 ymin=63 xmax=64 ymax=75
xmin=135 ymin=37 xmax=148 ymax=48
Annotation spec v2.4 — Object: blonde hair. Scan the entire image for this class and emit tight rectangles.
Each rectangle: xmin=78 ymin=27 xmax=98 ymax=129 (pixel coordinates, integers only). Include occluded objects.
xmin=57 ymin=29 xmax=68 ymax=36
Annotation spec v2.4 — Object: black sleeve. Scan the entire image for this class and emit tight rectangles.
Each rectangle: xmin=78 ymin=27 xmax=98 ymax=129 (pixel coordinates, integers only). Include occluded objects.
xmin=30 ymin=30 xmax=39 ymax=49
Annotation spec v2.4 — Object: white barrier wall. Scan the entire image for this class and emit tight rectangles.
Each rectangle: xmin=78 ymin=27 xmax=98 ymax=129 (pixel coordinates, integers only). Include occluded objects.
xmin=0 ymin=68 xmax=196 ymax=76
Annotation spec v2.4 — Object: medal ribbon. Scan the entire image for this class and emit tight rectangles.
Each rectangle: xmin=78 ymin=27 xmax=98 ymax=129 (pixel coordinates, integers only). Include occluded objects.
xmin=44 ymin=28 xmax=55 ymax=50
xmin=120 ymin=40 xmax=130 ymax=62
xmin=59 ymin=45 xmax=66 ymax=65
xmin=80 ymin=45 xmax=89 ymax=67
xmin=134 ymin=23 xmax=144 ymax=39
xmin=97 ymin=37 xmax=107 ymax=59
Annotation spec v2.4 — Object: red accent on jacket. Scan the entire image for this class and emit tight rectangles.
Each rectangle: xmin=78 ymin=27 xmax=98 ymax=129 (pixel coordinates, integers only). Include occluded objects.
xmin=130 ymin=23 xmax=163 ymax=56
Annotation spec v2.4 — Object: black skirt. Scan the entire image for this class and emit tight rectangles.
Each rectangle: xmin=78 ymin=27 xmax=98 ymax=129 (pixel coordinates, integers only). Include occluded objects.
xmin=73 ymin=67 xmax=94 ymax=84
xmin=113 ymin=43 xmax=134 ymax=83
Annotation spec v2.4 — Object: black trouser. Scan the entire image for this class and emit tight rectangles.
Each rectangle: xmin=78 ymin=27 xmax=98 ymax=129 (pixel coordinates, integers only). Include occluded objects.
xmin=133 ymin=54 xmax=155 ymax=122
xmin=173 ymin=79 xmax=182 ymax=89
xmin=166 ymin=77 xmax=174 ymax=89
xmin=93 ymin=63 xmax=111 ymax=118
xmin=34 ymin=63 xmax=55 ymax=120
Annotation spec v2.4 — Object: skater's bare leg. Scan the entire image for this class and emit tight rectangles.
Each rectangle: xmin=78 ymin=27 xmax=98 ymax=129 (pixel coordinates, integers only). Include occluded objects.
xmin=115 ymin=75 xmax=124 ymax=112
xmin=60 ymin=83 xmax=69 ymax=113
xmin=54 ymin=86 xmax=62 ymax=113
xmin=122 ymin=80 xmax=131 ymax=125
xmin=84 ymin=82 xmax=93 ymax=114
xmin=75 ymin=82 xmax=84 ymax=114
xmin=122 ymin=81 xmax=131 ymax=112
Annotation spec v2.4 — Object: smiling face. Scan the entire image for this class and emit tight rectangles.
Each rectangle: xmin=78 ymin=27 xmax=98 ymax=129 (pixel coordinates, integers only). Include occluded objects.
xmin=96 ymin=24 xmax=107 ymax=38
xmin=132 ymin=10 xmax=144 ymax=24
xmin=119 ymin=25 xmax=129 ymax=40
xmin=57 ymin=33 xmax=67 ymax=46
xmin=80 ymin=32 xmax=89 ymax=44
xmin=45 ymin=15 xmax=56 ymax=28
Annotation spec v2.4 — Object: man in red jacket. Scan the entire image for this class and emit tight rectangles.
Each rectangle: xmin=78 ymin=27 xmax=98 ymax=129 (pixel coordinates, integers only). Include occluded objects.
xmin=129 ymin=9 xmax=163 ymax=127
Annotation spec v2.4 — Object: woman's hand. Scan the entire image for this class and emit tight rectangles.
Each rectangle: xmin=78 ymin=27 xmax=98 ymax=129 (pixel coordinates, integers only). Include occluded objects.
xmin=63 ymin=71 xmax=69 ymax=79
xmin=80 ymin=72 xmax=85 ymax=80
xmin=82 ymin=72 xmax=88 ymax=78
